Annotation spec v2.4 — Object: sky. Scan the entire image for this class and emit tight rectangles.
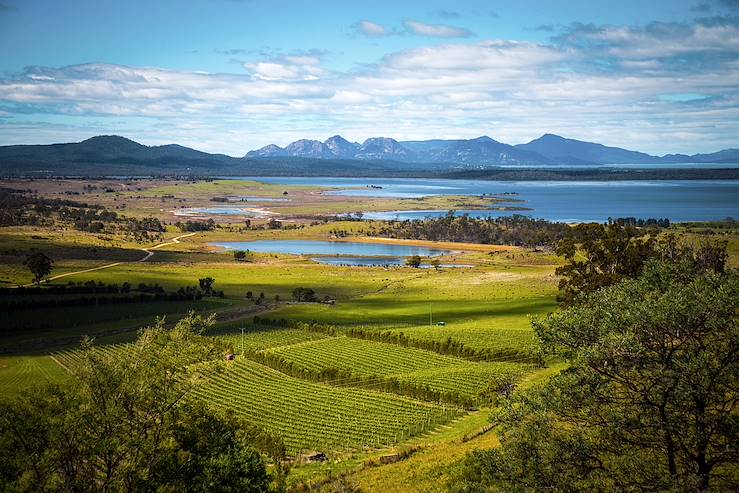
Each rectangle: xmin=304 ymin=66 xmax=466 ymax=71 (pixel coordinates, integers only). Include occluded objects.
xmin=0 ymin=0 xmax=738 ymax=156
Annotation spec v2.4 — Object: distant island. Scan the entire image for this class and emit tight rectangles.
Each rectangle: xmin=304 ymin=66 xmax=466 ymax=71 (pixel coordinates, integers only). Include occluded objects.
xmin=0 ymin=134 xmax=738 ymax=177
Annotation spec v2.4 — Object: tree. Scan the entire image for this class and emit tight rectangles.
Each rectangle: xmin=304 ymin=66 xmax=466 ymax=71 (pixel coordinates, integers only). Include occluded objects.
xmin=233 ymin=250 xmax=247 ymax=261
xmin=451 ymin=260 xmax=739 ymax=492
xmin=292 ymin=287 xmax=316 ymax=302
xmin=0 ymin=313 xmax=284 ymax=492
xmin=555 ymin=222 xmax=656 ymax=305
xmin=198 ymin=276 xmax=215 ymax=295
xmin=23 ymin=251 xmax=53 ymax=284
xmin=406 ymin=255 xmax=422 ymax=268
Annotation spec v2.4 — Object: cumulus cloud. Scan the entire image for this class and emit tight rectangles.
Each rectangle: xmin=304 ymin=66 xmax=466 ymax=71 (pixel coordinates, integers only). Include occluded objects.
xmin=403 ymin=20 xmax=474 ymax=38
xmin=1 ymin=17 xmax=738 ymax=155
xmin=242 ymin=51 xmax=327 ymax=80
xmin=353 ymin=20 xmax=390 ymax=37
xmin=553 ymin=18 xmax=739 ymax=68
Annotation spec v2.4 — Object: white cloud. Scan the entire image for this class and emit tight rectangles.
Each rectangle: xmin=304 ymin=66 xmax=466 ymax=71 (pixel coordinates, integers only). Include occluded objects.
xmin=403 ymin=20 xmax=473 ymax=38
xmin=354 ymin=20 xmax=389 ymax=37
xmin=1 ymin=18 xmax=739 ymax=155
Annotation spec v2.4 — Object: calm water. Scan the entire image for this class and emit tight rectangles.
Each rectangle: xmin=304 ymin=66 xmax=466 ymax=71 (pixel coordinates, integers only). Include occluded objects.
xmin=175 ymin=207 xmax=266 ymax=217
xmin=308 ymin=256 xmax=472 ymax=267
xmin=243 ymin=177 xmax=739 ymax=222
xmin=210 ymin=240 xmax=452 ymax=257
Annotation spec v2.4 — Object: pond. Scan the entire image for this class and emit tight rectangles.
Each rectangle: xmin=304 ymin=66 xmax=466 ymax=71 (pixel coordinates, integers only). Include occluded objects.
xmin=310 ymin=256 xmax=472 ymax=267
xmin=174 ymin=207 xmax=270 ymax=217
xmin=209 ymin=240 xmax=452 ymax=257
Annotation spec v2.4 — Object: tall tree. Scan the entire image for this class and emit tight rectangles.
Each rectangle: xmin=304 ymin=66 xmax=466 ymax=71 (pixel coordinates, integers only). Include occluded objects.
xmin=554 ymin=222 xmax=656 ymax=304
xmin=23 ymin=251 xmax=53 ymax=284
xmin=452 ymin=260 xmax=738 ymax=492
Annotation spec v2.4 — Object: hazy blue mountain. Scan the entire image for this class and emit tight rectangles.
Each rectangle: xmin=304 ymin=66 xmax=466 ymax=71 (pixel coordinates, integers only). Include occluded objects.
xmin=421 ymin=136 xmax=550 ymax=165
xmin=1 ymin=134 xmax=737 ymax=177
xmin=324 ymin=135 xmax=360 ymax=158
xmin=689 ymin=148 xmax=739 ymax=163
xmin=400 ymin=139 xmax=457 ymax=154
xmin=246 ymin=133 xmax=739 ymax=165
xmin=355 ymin=137 xmax=416 ymax=161
xmin=515 ymin=133 xmax=660 ymax=164
xmin=0 ymin=135 xmax=232 ymax=164
xmin=284 ymin=139 xmax=335 ymax=159
xmin=245 ymin=144 xmax=287 ymax=158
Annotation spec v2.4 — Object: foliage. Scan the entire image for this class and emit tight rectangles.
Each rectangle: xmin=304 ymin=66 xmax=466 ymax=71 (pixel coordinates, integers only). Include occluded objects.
xmin=199 ymin=276 xmax=215 ymax=294
xmin=556 ymin=226 xmax=729 ymax=305
xmin=176 ymin=219 xmax=216 ymax=232
xmin=369 ymin=213 xmax=576 ymax=248
xmin=451 ymin=261 xmax=739 ymax=492
xmin=0 ymin=312 xmax=283 ymax=492
xmin=554 ymin=222 xmax=656 ymax=304
xmin=234 ymin=249 xmax=250 ymax=261
xmin=23 ymin=251 xmax=53 ymax=284
xmin=406 ymin=255 xmax=422 ymax=268
xmin=292 ymin=287 xmax=317 ymax=302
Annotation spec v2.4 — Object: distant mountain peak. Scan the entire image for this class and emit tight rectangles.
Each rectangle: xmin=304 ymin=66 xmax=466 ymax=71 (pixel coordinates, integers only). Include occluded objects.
xmin=82 ymin=134 xmax=137 ymax=143
xmin=324 ymin=135 xmax=359 ymax=158
xmin=517 ymin=134 xmax=657 ymax=164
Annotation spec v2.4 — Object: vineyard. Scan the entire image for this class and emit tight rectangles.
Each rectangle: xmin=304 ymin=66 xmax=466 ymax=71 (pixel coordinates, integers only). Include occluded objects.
xmin=0 ymin=355 xmax=68 ymax=396
xmin=53 ymin=343 xmax=132 ymax=369
xmin=260 ymin=336 xmax=534 ymax=402
xmin=216 ymin=327 xmax=332 ymax=353
xmin=379 ymin=325 xmax=539 ymax=361
xmin=52 ymin=340 xmax=466 ymax=452
xmin=264 ymin=336 xmax=457 ymax=375
xmin=191 ymin=358 xmax=461 ymax=453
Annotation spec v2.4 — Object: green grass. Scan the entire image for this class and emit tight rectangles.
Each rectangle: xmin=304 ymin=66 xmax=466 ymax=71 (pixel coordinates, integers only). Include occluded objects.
xmin=191 ymin=357 xmax=461 ymax=453
xmin=0 ymin=354 xmax=69 ymax=397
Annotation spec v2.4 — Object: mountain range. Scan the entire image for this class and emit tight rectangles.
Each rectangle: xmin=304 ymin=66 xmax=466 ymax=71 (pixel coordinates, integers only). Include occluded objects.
xmin=246 ymin=133 xmax=739 ymax=166
xmin=0 ymin=134 xmax=737 ymax=176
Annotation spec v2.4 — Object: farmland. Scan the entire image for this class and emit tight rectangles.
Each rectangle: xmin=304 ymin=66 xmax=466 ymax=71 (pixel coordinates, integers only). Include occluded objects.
xmin=192 ymin=358 xmax=461 ymax=453
xmin=2 ymin=177 xmax=735 ymax=491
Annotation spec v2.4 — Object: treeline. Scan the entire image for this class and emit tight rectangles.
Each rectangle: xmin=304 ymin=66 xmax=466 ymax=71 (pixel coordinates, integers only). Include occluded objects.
xmin=610 ymin=217 xmax=670 ymax=227
xmin=0 ymin=187 xmax=102 ymax=227
xmin=368 ymin=213 xmax=570 ymax=247
xmin=175 ymin=218 xmax=216 ymax=232
xmin=0 ymin=281 xmax=221 ymax=310
xmin=0 ymin=292 xmax=202 ymax=310
xmin=2 ymin=281 xmax=167 ymax=296
xmin=0 ymin=187 xmax=164 ymax=240
xmin=367 ymin=213 xmax=672 ymax=248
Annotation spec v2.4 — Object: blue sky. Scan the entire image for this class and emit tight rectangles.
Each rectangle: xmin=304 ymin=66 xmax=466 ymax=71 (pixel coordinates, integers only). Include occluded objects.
xmin=1 ymin=0 xmax=738 ymax=155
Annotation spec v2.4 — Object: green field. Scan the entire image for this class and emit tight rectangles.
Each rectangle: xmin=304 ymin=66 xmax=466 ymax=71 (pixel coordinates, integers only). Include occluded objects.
xmin=261 ymin=336 xmax=533 ymax=401
xmin=191 ymin=357 xmax=461 ymax=453
xmin=216 ymin=327 xmax=333 ymax=353
xmin=5 ymin=183 xmax=676 ymax=490
xmin=0 ymin=354 xmax=69 ymax=396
